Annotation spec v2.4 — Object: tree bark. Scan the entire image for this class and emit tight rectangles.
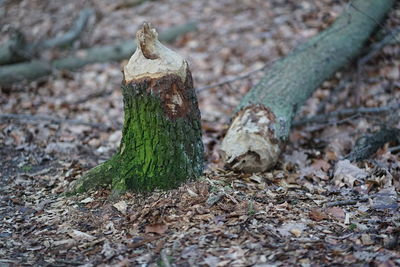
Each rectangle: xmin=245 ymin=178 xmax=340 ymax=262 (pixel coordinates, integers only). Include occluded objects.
xmin=68 ymin=23 xmax=203 ymax=196
xmin=220 ymin=0 xmax=395 ymax=173
xmin=346 ymin=127 xmax=400 ymax=162
xmin=0 ymin=22 xmax=197 ymax=87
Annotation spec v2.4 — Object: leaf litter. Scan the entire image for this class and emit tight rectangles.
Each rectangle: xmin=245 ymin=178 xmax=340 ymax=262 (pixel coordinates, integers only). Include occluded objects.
xmin=1 ymin=0 xmax=400 ymax=266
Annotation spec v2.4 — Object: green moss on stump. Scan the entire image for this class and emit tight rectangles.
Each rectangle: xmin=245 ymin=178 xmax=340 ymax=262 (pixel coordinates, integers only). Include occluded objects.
xmin=69 ymin=71 xmax=203 ymax=195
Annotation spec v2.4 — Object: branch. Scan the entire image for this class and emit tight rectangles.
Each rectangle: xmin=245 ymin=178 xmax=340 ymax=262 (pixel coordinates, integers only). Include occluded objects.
xmin=0 ymin=29 xmax=27 ymax=65
xmin=0 ymin=22 xmax=197 ymax=86
xmin=0 ymin=9 xmax=93 ymax=66
xmin=0 ymin=113 xmax=112 ymax=131
xmin=293 ymin=103 xmax=400 ymax=126
xmin=196 ymin=64 xmax=269 ymax=92
xmin=359 ymin=26 xmax=400 ymax=66
xmin=325 ymin=196 xmax=369 ymax=207
xmin=346 ymin=126 xmax=400 ymax=161
xmin=40 ymin=8 xmax=93 ymax=49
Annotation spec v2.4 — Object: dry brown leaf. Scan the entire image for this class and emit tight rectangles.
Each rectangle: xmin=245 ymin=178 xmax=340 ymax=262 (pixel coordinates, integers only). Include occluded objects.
xmin=333 ymin=160 xmax=368 ymax=188
xmin=309 ymin=209 xmax=328 ymax=222
xmin=145 ymin=223 xmax=168 ymax=235
xmin=312 ymin=159 xmax=331 ymax=172
xmin=326 ymin=207 xmax=345 ymax=221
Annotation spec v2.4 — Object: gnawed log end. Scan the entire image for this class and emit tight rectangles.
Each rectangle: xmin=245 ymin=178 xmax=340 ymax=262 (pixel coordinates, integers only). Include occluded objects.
xmin=220 ymin=104 xmax=282 ymax=173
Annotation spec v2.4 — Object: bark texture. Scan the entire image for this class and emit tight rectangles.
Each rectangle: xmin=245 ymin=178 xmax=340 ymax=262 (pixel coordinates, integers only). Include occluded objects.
xmin=346 ymin=127 xmax=400 ymax=162
xmin=220 ymin=0 xmax=395 ymax=173
xmin=69 ymin=23 xmax=203 ymax=195
xmin=0 ymin=22 xmax=197 ymax=87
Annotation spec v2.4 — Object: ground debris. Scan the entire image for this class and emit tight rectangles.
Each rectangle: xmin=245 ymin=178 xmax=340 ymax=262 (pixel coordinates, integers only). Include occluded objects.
xmin=1 ymin=0 xmax=399 ymax=265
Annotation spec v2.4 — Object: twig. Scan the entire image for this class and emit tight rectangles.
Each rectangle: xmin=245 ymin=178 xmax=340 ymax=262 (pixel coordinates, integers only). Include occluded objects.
xmin=127 ymin=235 xmax=162 ymax=249
xmin=113 ymin=0 xmax=152 ymax=10
xmin=73 ymin=90 xmax=113 ymax=105
xmin=355 ymin=26 xmax=400 ymax=103
xmin=196 ymin=63 xmax=270 ymax=92
xmin=293 ymin=103 xmax=400 ymax=126
xmin=54 ymin=259 xmax=83 ymax=266
xmin=40 ymin=8 xmax=94 ymax=49
xmin=0 ymin=259 xmax=18 ymax=263
xmin=389 ymin=145 xmax=400 ymax=153
xmin=325 ymin=196 xmax=369 ymax=207
xmin=0 ymin=113 xmax=112 ymax=131
xmin=359 ymin=26 xmax=400 ymax=66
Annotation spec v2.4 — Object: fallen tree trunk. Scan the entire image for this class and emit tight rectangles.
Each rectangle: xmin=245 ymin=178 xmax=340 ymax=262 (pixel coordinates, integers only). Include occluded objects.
xmin=68 ymin=23 xmax=203 ymax=196
xmin=0 ymin=22 xmax=197 ymax=87
xmin=220 ymin=0 xmax=394 ymax=173
xmin=0 ymin=8 xmax=93 ymax=66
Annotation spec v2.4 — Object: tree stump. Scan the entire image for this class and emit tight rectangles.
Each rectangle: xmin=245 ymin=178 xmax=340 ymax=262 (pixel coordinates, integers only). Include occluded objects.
xmin=69 ymin=23 xmax=203 ymax=195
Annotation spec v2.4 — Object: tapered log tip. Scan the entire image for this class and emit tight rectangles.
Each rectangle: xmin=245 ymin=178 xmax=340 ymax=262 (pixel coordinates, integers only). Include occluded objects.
xmin=220 ymin=105 xmax=282 ymax=173
xmin=124 ymin=22 xmax=188 ymax=83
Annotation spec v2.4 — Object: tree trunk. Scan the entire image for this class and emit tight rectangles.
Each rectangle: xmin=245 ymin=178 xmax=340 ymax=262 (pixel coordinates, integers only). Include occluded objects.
xmin=220 ymin=0 xmax=394 ymax=173
xmin=0 ymin=22 xmax=197 ymax=87
xmin=69 ymin=23 xmax=203 ymax=196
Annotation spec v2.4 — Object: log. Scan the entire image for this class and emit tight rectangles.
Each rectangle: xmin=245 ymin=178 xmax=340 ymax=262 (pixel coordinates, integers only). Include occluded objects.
xmin=220 ymin=0 xmax=395 ymax=173
xmin=346 ymin=127 xmax=400 ymax=161
xmin=68 ymin=23 xmax=203 ymax=196
xmin=0 ymin=22 xmax=197 ymax=87
xmin=0 ymin=29 xmax=27 ymax=65
xmin=0 ymin=9 xmax=93 ymax=66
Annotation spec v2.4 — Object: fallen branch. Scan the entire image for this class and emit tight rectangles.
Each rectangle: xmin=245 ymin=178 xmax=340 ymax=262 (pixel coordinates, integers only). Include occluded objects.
xmin=0 ymin=29 xmax=26 ymax=65
xmin=112 ymin=0 xmax=153 ymax=10
xmin=196 ymin=64 xmax=269 ymax=92
xmin=359 ymin=26 xmax=400 ymax=66
xmin=293 ymin=103 xmax=400 ymax=126
xmin=0 ymin=113 xmax=111 ymax=131
xmin=355 ymin=26 xmax=400 ymax=102
xmin=40 ymin=9 xmax=94 ymax=49
xmin=346 ymin=126 xmax=400 ymax=161
xmin=325 ymin=196 xmax=369 ymax=207
xmin=0 ymin=22 xmax=197 ymax=87
xmin=389 ymin=145 xmax=400 ymax=153
xmin=0 ymin=8 xmax=93 ymax=65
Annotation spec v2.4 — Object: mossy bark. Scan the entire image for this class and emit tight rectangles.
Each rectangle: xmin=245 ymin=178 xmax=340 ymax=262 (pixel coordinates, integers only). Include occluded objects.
xmin=221 ymin=0 xmax=395 ymax=173
xmin=70 ymin=69 xmax=203 ymax=195
xmin=68 ymin=23 xmax=203 ymax=195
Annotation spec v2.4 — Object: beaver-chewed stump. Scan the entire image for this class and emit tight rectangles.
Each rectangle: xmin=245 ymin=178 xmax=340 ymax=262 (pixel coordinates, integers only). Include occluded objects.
xmin=69 ymin=23 xmax=203 ymax=195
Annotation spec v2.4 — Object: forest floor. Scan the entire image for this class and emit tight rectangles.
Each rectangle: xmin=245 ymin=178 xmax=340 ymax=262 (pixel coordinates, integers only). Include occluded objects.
xmin=1 ymin=0 xmax=400 ymax=266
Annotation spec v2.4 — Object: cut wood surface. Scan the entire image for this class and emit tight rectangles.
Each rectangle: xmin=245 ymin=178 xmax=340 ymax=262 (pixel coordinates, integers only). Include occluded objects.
xmin=0 ymin=22 xmax=197 ymax=87
xmin=220 ymin=0 xmax=395 ymax=173
xmin=69 ymin=23 xmax=203 ymax=196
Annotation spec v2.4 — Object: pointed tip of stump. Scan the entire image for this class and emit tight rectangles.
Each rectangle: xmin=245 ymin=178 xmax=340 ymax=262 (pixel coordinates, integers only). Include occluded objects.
xmin=136 ymin=22 xmax=159 ymax=60
xmin=124 ymin=22 xmax=188 ymax=84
